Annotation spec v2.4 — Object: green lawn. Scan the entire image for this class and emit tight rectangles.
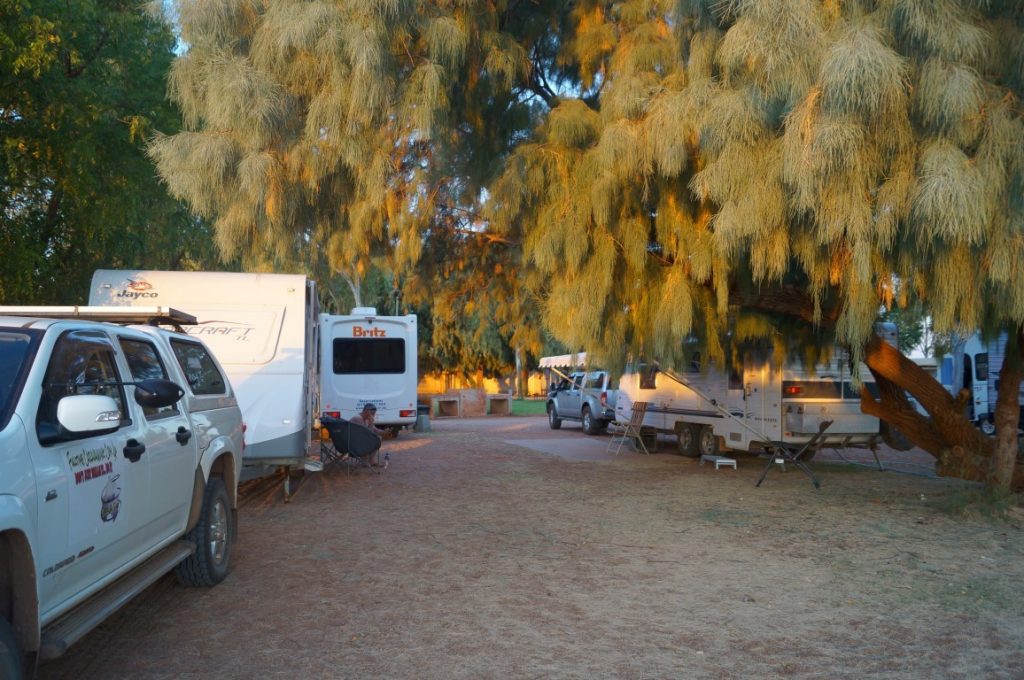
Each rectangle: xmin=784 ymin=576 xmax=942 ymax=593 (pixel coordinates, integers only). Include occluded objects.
xmin=510 ymin=398 xmax=547 ymax=416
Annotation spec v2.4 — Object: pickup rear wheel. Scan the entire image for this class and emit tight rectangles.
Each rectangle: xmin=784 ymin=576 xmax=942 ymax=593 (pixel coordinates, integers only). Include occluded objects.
xmin=547 ymin=403 xmax=562 ymax=430
xmin=0 ymin=618 xmax=23 ymax=680
xmin=582 ymin=406 xmax=602 ymax=435
xmin=177 ymin=477 xmax=232 ymax=587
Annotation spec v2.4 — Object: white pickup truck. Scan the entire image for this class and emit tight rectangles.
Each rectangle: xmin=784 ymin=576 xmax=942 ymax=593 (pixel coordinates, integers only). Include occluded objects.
xmin=0 ymin=307 xmax=244 ymax=678
xmin=546 ymin=370 xmax=618 ymax=435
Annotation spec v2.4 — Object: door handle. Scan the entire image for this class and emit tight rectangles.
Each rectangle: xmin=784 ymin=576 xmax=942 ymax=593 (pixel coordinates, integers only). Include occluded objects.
xmin=176 ymin=426 xmax=193 ymax=446
xmin=124 ymin=439 xmax=146 ymax=462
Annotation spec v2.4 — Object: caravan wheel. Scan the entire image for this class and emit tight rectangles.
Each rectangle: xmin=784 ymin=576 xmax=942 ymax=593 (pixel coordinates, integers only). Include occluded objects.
xmin=980 ymin=418 xmax=996 ymax=436
xmin=675 ymin=423 xmax=699 ymax=457
xmin=698 ymin=426 xmax=720 ymax=458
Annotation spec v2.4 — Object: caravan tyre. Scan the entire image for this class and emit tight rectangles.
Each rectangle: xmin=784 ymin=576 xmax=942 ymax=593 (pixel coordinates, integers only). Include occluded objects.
xmin=698 ymin=426 xmax=720 ymax=458
xmin=177 ymin=477 xmax=232 ymax=587
xmin=547 ymin=404 xmax=562 ymax=430
xmin=880 ymin=421 xmax=914 ymax=451
xmin=980 ymin=418 xmax=996 ymax=436
xmin=675 ymin=423 xmax=699 ymax=457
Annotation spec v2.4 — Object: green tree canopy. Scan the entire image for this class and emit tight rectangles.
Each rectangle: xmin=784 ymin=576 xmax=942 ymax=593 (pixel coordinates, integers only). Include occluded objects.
xmin=0 ymin=0 xmax=221 ymax=303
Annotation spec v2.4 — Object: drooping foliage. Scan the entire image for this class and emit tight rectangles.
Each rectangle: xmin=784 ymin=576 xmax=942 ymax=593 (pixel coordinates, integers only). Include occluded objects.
xmin=159 ymin=0 xmax=1023 ymax=483
xmin=151 ymin=0 xmax=578 ymax=373
xmin=489 ymin=0 xmax=1023 ymax=375
xmin=0 ymin=0 xmax=221 ymax=304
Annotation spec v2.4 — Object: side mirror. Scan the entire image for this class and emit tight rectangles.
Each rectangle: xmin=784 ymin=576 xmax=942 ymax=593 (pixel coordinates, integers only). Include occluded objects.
xmin=134 ymin=378 xmax=185 ymax=409
xmin=56 ymin=395 xmax=121 ymax=434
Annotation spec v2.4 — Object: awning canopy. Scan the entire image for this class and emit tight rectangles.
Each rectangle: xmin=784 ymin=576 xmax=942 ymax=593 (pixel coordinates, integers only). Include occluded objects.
xmin=538 ymin=353 xmax=587 ymax=369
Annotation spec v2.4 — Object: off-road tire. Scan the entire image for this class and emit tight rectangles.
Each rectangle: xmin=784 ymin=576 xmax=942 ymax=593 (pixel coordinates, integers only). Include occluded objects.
xmin=0 ymin=618 xmax=24 ymax=680
xmin=698 ymin=426 xmax=720 ymax=458
xmin=177 ymin=477 xmax=232 ymax=587
xmin=675 ymin=423 xmax=699 ymax=457
xmin=547 ymin=404 xmax=562 ymax=430
xmin=582 ymin=406 xmax=601 ymax=435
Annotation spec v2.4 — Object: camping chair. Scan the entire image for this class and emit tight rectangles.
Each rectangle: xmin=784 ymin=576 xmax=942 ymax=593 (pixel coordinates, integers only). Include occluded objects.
xmin=755 ymin=419 xmax=833 ymax=489
xmin=320 ymin=417 xmax=388 ymax=474
xmin=607 ymin=401 xmax=650 ymax=455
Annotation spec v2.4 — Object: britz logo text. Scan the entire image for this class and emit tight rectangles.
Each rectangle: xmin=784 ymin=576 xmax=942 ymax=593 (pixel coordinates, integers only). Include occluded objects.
xmin=352 ymin=326 xmax=386 ymax=337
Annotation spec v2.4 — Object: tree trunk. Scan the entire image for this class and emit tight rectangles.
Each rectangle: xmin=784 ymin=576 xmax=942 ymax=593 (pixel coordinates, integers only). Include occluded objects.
xmin=514 ymin=346 xmax=525 ymax=398
xmin=989 ymin=328 xmax=1023 ymax=491
xmin=342 ymin=273 xmax=362 ymax=308
xmin=860 ymin=335 xmax=1024 ymax=491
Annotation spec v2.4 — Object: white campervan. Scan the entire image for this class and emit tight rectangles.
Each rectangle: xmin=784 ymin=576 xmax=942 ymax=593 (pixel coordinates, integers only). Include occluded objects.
xmin=941 ymin=331 xmax=1024 ymax=435
xmin=319 ymin=308 xmax=418 ymax=434
xmin=615 ymin=326 xmax=898 ymax=458
xmin=89 ymin=270 xmax=319 ymax=468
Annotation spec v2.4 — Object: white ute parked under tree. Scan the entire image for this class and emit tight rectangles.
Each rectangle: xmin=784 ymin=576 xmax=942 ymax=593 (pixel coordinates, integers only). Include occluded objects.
xmin=0 ymin=306 xmax=244 ymax=679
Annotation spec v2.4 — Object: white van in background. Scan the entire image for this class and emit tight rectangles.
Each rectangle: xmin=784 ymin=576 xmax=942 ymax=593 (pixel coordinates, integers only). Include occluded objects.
xmin=89 ymin=270 xmax=319 ymax=469
xmin=319 ymin=308 xmax=418 ymax=435
xmin=941 ymin=331 xmax=1024 ymax=435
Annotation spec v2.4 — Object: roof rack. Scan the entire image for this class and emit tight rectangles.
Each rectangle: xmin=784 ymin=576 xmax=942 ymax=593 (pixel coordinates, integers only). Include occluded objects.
xmin=0 ymin=306 xmax=197 ymax=331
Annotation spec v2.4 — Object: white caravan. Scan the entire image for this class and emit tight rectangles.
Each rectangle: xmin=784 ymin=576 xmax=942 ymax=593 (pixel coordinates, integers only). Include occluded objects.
xmin=319 ymin=308 xmax=418 ymax=433
xmin=89 ymin=270 xmax=319 ymax=468
xmin=941 ymin=332 xmax=1024 ymax=435
xmin=615 ymin=327 xmax=898 ymax=457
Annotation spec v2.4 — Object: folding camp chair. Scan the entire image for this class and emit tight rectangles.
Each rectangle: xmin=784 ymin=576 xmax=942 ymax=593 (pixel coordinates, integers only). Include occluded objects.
xmin=755 ymin=419 xmax=833 ymax=489
xmin=607 ymin=401 xmax=650 ymax=455
xmin=320 ymin=417 xmax=388 ymax=474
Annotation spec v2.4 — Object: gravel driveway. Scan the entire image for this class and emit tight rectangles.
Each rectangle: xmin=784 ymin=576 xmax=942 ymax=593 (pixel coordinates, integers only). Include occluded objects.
xmin=41 ymin=416 xmax=1024 ymax=679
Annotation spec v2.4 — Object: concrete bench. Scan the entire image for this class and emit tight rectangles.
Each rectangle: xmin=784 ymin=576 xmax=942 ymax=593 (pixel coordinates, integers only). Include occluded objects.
xmin=431 ymin=396 xmax=461 ymax=418
xmin=486 ymin=394 xmax=511 ymax=416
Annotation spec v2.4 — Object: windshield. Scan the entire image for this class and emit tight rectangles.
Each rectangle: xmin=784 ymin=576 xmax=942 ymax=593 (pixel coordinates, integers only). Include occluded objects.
xmin=0 ymin=328 xmax=43 ymax=431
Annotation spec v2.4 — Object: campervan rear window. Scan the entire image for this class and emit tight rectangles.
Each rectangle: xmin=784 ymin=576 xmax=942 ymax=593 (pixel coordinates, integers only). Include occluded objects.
xmin=333 ymin=339 xmax=405 ymax=375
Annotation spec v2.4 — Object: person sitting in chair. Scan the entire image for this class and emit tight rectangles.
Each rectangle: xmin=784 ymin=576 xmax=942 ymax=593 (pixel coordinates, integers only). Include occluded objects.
xmin=350 ymin=404 xmax=392 ymax=466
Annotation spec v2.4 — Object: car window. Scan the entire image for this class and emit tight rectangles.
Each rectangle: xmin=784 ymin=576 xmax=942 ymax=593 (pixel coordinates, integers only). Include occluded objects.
xmin=0 ymin=328 xmax=42 ymax=431
xmin=37 ymin=331 xmax=127 ymax=444
xmin=170 ymin=340 xmax=227 ymax=395
xmin=120 ymin=338 xmax=178 ymax=419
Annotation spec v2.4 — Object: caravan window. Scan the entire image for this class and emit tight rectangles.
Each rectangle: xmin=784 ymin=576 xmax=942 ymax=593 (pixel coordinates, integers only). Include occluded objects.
xmin=640 ymin=364 xmax=657 ymax=390
xmin=975 ymin=353 xmax=988 ymax=382
xmin=782 ymin=380 xmax=843 ymax=399
xmin=333 ymin=338 xmax=405 ymax=375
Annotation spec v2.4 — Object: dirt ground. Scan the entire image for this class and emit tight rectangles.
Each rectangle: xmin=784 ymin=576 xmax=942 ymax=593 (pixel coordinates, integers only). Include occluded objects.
xmin=42 ymin=416 xmax=1024 ymax=679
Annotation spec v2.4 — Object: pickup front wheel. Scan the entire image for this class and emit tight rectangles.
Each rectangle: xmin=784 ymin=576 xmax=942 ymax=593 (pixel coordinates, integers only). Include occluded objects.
xmin=0 ymin=618 xmax=23 ymax=680
xmin=177 ymin=477 xmax=232 ymax=587
xmin=547 ymin=403 xmax=562 ymax=430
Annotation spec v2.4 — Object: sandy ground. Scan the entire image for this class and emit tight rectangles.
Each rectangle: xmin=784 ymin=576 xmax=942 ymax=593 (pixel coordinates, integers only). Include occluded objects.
xmin=41 ymin=416 xmax=1024 ymax=679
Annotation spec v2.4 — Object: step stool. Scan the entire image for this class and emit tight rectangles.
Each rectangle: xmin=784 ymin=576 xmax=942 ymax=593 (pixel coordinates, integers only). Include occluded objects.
xmin=701 ymin=454 xmax=737 ymax=470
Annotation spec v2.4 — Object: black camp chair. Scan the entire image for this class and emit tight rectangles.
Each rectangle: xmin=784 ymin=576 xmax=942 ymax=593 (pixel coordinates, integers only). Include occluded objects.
xmin=320 ymin=417 xmax=388 ymax=474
